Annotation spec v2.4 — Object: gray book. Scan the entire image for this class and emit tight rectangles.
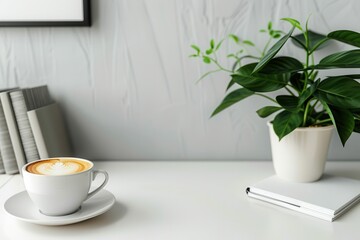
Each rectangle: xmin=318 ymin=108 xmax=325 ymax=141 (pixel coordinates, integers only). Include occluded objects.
xmin=0 ymin=98 xmax=17 ymax=174
xmin=27 ymin=103 xmax=73 ymax=158
xmin=0 ymin=154 xmax=5 ymax=174
xmin=10 ymin=86 xmax=53 ymax=163
xmin=0 ymin=88 xmax=18 ymax=174
xmin=0 ymin=96 xmax=5 ymax=174
xmin=0 ymin=146 xmax=4 ymax=174
xmin=0 ymin=91 xmax=26 ymax=172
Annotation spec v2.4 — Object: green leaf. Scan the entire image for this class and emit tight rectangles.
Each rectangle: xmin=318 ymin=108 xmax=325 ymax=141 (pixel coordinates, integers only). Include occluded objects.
xmin=291 ymin=30 xmax=329 ymax=52
xmin=191 ymin=45 xmax=200 ymax=54
xmin=215 ymin=39 xmax=224 ymax=51
xmin=268 ymin=21 xmax=272 ymax=30
xmin=256 ymin=106 xmax=282 ymax=118
xmin=232 ymin=61 xmax=240 ymax=72
xmin=315 ymin=50 xmax=360 ymax=69
xmin=259 ymin=29 xmax=266 ymax=33
xmin=319 ymin=99 xmax=336 ymax=126
xmin=229 ymin=34 xmax=240 ymax=44
xmin=333 ymin=74 xmax=360 ymax=79
xmin=316 ymin=77 xmax=360 ymax=109
xmin=203 ymin=56 xmax=211 ymax=64
xmin=272 ymin=33 xmax=281 ymax=38
xmin=328 ymin=30 xmax=360 ymax=48
xmin=309 ymin=38 xmax=330 ymax=54
xmin=276 ymin=95 xmax=300 ymax=112
xmin=252 ymin=26 xmax=295 ymax=74
xmin=289 ymin=73 xmax=304 ymax=91
xmin=205 ymin=49 xmax=213 ymax=55
xmin=318 ymin=100 xmax=353 ymax=144
xmin=237 ymin=49 xmax=244 ymax=54
xmin=272 ymin=110 xmax=303 ymax=140
xmin=260 ymin=56 xmax=304 ymax=74
xmin=226 ymin=79 xmax=236 ymax=91
xmin=210 ymin=39 xmax=215 ymax=49
xmin=243 ymin=40 xmax=255 ymax=46
xmin=298 ymin=80 xmax=319 ymax=106
xmin=232 ymin=63 xmax=290 ymax=92
xmin=211 ymin=88 xmax=254 ymax=117
xmin=331 ymin=107 xmax=355 ymax=146
xmin=281 ymin=18 xmax=303 ymax=31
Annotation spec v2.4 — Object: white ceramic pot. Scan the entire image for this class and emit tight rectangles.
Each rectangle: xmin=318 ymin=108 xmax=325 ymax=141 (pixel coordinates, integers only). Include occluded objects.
xmin=268 ymin=122 xmax=334 ymax=182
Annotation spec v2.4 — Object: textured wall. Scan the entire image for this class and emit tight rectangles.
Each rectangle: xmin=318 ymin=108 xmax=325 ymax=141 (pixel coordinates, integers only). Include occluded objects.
xmin=0 ymin=0 xmax=359 ymax=160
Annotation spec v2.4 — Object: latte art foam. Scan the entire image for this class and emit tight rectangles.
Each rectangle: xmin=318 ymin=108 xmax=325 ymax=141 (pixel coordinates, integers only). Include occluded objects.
xmin=26 ymin=159 xmax=92 ymax=175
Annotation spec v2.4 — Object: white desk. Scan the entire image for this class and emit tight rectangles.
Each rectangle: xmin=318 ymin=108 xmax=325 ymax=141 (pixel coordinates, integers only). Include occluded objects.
xmin=0 ymin=161 xmax=360 ymax=240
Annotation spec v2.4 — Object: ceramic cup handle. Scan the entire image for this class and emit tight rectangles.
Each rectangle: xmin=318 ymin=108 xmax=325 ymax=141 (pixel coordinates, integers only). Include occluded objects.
xmin=85 ymin=170 xmax=109 ymax=201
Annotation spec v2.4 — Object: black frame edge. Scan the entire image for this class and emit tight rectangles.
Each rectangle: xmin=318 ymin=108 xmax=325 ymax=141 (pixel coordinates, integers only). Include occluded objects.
xmin=0 ymin=0 xmax=91 ymax=27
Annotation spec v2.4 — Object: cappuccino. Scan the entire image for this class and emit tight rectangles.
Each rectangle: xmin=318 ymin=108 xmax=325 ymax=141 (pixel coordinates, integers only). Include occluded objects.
xmin=26 ymin=158 xmax=92 ymax=175
xmin=23 ymin=157 xmax=109 ymax=216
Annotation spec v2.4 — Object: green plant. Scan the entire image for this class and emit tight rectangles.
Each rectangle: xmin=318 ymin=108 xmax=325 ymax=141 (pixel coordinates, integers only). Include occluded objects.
xmin=190 ymin=18 xmax=360 ymax=146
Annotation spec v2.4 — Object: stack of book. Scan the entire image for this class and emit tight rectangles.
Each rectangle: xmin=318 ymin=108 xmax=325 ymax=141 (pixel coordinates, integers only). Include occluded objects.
xmin=0 ymin=86 xmax=73 ymax=175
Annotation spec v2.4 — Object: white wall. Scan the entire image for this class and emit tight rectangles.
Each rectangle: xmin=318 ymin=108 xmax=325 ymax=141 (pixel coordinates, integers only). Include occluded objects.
xmin=0 ymin=0 xmax=359 ymax=160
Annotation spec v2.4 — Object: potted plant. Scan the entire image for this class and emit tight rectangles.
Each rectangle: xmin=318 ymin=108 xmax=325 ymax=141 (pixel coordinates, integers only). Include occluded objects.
xmin=190 ymin=18 xmax=360 ymax=182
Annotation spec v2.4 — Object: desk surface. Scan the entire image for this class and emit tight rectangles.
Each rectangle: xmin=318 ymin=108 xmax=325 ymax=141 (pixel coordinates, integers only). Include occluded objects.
xmin=0 ymin=161 xmax=360 ymax=240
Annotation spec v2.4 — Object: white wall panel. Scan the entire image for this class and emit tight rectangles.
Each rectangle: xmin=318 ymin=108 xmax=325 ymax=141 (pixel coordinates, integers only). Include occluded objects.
xmin=0 ymin=0 xmax=359 ymax=160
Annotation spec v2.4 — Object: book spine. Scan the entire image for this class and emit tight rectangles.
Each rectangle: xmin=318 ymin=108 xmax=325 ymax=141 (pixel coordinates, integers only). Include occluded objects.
xmin=0 ymin=150 xmax=5 ymax=174
xmin=0 ymin=99 xmax=18 ymax=174
xmin=0 ymin=92 xmax=27 ymax=172
xmin=0 ymin=103 xmax=5 ymax=173
xmin=27 ymin=110 xmax=49 ymax=159
xmin=10 ymin=91 xmax=40 ymax=163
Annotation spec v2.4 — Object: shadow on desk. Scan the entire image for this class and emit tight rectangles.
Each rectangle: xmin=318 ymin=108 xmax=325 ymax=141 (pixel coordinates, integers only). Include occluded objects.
xmin=9 ymin=201 xmax=127 ymax=235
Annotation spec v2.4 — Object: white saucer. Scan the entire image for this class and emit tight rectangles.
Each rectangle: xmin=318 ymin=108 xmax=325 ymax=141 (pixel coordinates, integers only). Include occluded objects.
xmin=3 ymin=189 xmax=116 ymax=226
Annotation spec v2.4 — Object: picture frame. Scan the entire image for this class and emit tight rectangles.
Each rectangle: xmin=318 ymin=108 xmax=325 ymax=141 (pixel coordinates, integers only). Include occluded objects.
xmin=0 ymin=0 xmax=91 ymax=27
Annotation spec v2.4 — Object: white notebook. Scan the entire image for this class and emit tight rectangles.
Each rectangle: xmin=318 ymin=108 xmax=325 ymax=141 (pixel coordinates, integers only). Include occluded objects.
xmin=246 ymin=175 xmax=360 ymax=221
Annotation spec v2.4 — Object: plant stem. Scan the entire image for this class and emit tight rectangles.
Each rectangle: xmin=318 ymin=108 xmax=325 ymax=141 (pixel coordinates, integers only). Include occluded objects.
xmin=302 ymin=99 xmax=313 ymax=126
xmin=309 ymin=38 xmax=330 ymax=54
xmin=211 ymin=59 xmax=233 ymax=73
xmin=196 ymin=69 xmax=224 ymax=83
xmin=308 ymin=99 xmax=319 ymax=116
xmin=311 ymin=54 xmax=315 ymax=67
xmin=196 ymin=51 xmax=234 ymax=82
xmin=285 ymin=87 xmax=296 ymax=96
xmin=255 ymin=93 xmax=278 ymax=104
xmin=302 ymin=30 xmax=310 ymax=93
xmin=313 ymin=110 xmax=326 ymax=122
xmin=202 ymin=53 xmax=233 ymax=73
xmin=303 ymin=57 xmax=310 ymax=92
xmin=238 ymin=55 xmax=262 ymax=61
xmin=314 ymin=118 xmax=332 ymax=125
xmin=301 ymin=28 xmax=313 ymax=127
xmin=286 ymin=84 xmax=300 ymax=94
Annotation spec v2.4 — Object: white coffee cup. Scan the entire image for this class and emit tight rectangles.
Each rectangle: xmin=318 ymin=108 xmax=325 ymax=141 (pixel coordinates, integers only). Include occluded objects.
xmin=22 ymin=157 xmax=109 ymax=216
